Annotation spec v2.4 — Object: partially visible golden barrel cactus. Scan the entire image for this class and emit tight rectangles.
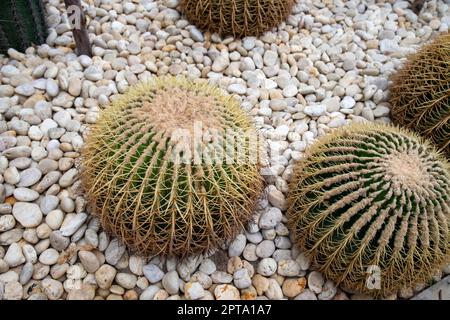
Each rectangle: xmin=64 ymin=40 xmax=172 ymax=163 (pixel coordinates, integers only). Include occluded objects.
xmin=180 ymin=0 xmax=296 ymax=38
xmin=81 ymin=77 xmax=264 ymax=257
xmin=390 ymin=32 xmax=450 ymax=157
xmin=287 ymin=124 xmax=450 ymax=297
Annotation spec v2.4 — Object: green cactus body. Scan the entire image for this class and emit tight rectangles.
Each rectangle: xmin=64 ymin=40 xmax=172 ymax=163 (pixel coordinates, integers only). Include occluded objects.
xmin=82 ymin=77 xmax=264 ymax=257
xmin=180 ymin=0 xmax=295 ymax=38
xmin=390 ymin=32 xmax=450 ymax=157
xmin=0 ymin=0 xmax=48 ymax=54
xmin=287 ymin=123 xmax=450 ymax=297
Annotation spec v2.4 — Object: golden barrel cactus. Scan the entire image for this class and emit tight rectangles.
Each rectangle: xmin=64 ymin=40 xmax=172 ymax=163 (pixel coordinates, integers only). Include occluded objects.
xmin=389 ymin=32 xmax=450 ymax=157
xmin=81 ymin=77 xmax=264 ymax=257
xmin=180 ymin=0 xmax=296 ymax=38
xmin=287 ymin=123 xmax=450 ymax=297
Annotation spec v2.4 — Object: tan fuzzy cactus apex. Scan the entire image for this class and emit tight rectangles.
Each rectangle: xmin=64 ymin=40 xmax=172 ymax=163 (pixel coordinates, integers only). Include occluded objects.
xmin=389 ymin=32 xmax=450 ymax=157
xmin=180 ymin=0 xmax=296 ymax=38
xmin=287 ymin=123 xmax=450 ymax=297
xmin=81 ymin=77 xmax=264 ymax=257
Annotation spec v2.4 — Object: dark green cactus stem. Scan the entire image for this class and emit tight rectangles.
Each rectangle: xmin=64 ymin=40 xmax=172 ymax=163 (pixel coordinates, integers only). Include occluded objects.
xmin=0 ymin=0 xmax=48 ymax=54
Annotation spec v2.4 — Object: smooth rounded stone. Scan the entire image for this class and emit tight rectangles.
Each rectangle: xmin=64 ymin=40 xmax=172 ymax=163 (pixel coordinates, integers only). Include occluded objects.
xmin=0 ymin=228 xmax=23 ymax=246
xmin=53 ymin=110 xmax=71 ymax=127
xmin=84 ymin=229 xmax=98 ymax=247
xmin=19 ymin=262 xmax=33 ymax=284
xmin=274 ymin=236 xmax=291 ymax=249
xmin=282 ymin=277 xmax=307 ymax=298
xmin=162 ymin=271 xmax=180 ymax=295
xmin=35 ymin=171 xmax=61 ymax=193
xmin=139 ymin=285 xmax=160 ymax=300
xmin=307 ymin=271 xmax=325 ymax=294
xmin=40 ymin=195 xmax=59 ymax=215
xmin=199 ymin=259 xmax=216 ymax=275
xmin=22 ymin=229 xmax=38 ymax=244
xmin=0 ymin=203 xmax=12 ymax=214
xmin=2 ymin=146 xmax=32 ymax=159
xmin=296 ymin=252 xmax=311 ymax=271
xmin=22 ymin=244 xmax=37 ymax=263
xmin=341 ymin=96 xmax=356 ymax=109
xmin=4 ymin=167 xmax=20 ymax=184
xmin=50 ymin=263 xmax=68 ymax=280
xmin=143 ymin=264 xmax=164 ymax=283
xmin=0 ymin=270 xmax=19 ymax=283
xmin=60 ymin=197 xmax=75 ymax=213
xmin=184 ymin=282 xmax=205 ymax=300
xmin=49 ymin=231 xmax=70 ymax=251
xmin=277 ymin=259 xmax=300 ymax=277
xmin=228 ymin=83 xmax=247 ymax=94
xmin=0 ymin=215 xmax=15 ymax=232
xmin=259 ymin=208 xmax=282 ymax=230
xmin=59 ymin=168 xmax=77 ymax=188
xmin=0 ymin=259 xmax=8 ymax=273
xmin=233 ymin=268 xmax=252 ymax=289
xmin=282 ymin=85 xmax=298 ymax=98
xmin=15 ymin=83 xmax=35 ymax=96
xmin=211 ymin=271 xmax=233 ymax=284
xmin=318 ymin=280 xmax=337 ymax=300
xmin=58 ymin=158 xmax=74 ymax=172
xmin=228 ymin=234 xmax=246 ymax=257
xmin=214 ymin=284 xmax=240 ymax=300
xmin=95 ymin=264 xmax=116 ymax=289
xmin=32 ymin=262 xmax=50 ymax=280
xmin=272 ymin=249 xmax=291 ymax=262
xmin=13 ymin=187 xmax=39 ymax=201
xmin=12 ymin=202 xmax=42 ymax=228
xmin=251 ymin=274 xmax=269 ymax=295
xmin=246 ymin=231 xmax=262 ymax=244
xmin=3 ymin=281 xmax=23 ymax=300
xmin=0 ymin=136 xmax=17 ymax=152
xmin=36 ymin=223 xmax=52 ymax=239
xmin=304 ymin=104 xmax=327 ymax=117
xmin=256 ymin=240 xmax=275 ymax=258
xmin=59 ymin=212 xmax=88 ymax=237
xmin=39 ymin=248 xmax=59 ymax=265
xmin=78 ymin=250 xmax=100 ymax=273
xmin=105 ymin=238 xmax=125 ymax=265
xmin=266 ymin=278 xmax=283 ymax=300
xmin=41 ymin=278 xmax=64 ymax=300
xmin=84 ymin=65 xmax=103 ymax=82
xmin=211 ymin=55 xmax=229 ymax=72
xmin=45 ymin=210 xmax=64 ymax=230
xmin=263 ymin=50 xmax=278 ymax=66
xmin=267 ymin=188 xmax=289 ymax=210
xmin=257 ymin=258 xmax=277 ymax=276
xmin=4 ymin=243 xmax=25 ymax=267
xmin=1 ymin=65 xmax=20 ymax=77
xmin=373 ymin=105 xmax=390 ymax=117
xmin=115 ymin=273 xmax=137 ymax=289
xmin=294 ymin=288 xmax=318 ymax=300
xmin=46 ymin=79 xmax=59 ymax=97
xmin=243 ymin=243 xmax=258 ymax=261
xmin=128 ymin=255 xmax=144 ymax=276
xmin=35 ymin=238 xmax=51 ymax=255
xmin=67 ymin=284 xmax=96 ymax=300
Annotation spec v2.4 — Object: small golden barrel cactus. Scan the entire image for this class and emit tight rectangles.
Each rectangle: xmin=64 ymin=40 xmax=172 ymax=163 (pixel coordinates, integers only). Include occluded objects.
xmin=82 ymin=77 xmax=263 ymax=257
xmin=389 ymin=32 xmax=450 ymax=157
xmin=287 ymin=123 xmax=450 ymax=297
xmin=180 ymin=0 xmax=296 ymax=38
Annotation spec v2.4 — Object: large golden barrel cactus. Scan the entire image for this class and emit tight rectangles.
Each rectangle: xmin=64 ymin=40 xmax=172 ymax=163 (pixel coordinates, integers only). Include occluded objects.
xmin=287 ymin=123 xmax=450 ymax=297
xmin=389 ymin=32 xmax=450 ymax=157
xmin=81 ymin=77 xmax=264 ymax=257
xmin=180 ymin=0 xmax=296 ymax=38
